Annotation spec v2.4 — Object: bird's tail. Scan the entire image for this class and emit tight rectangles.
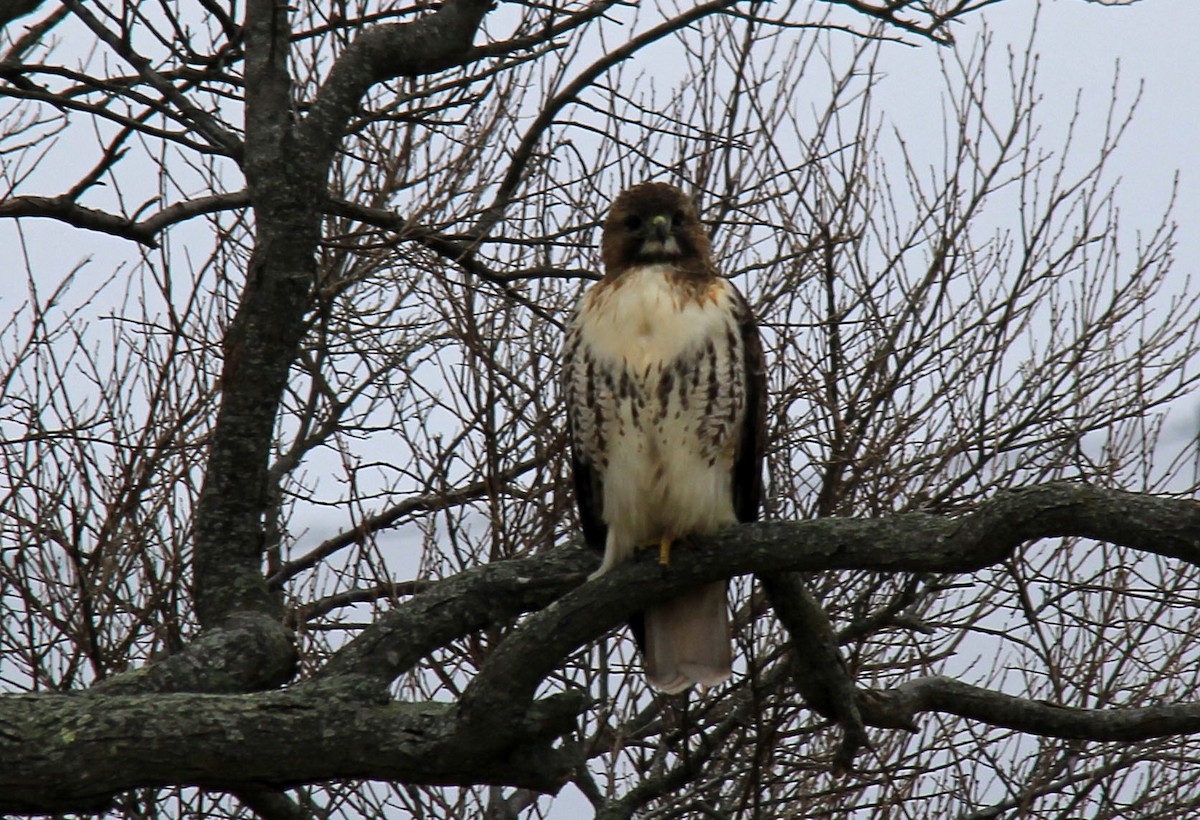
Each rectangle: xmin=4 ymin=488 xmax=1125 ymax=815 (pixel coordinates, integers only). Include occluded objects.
xmin=643 ymin=581 xmax=732 ymax=694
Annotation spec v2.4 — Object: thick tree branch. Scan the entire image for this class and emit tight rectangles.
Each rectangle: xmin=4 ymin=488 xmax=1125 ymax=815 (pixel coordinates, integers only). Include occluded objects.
xmin=191 ymin=0 xmax=500 ymax=631
xmin=230 ymin=787 xmax=314 ymax=820
xmin=0 ymin=684 xmax=585 ymax=815
xmin=92 ymin=612 xmax=296 ymax=696
xmin=0 ymin=195 xmax=159 ymax=245
xmin=300 ymin=0 xmax=493 ymax=172
xmin=457 ymin=483 xmax=1199 ymax=745
xmin=190 ymin=0 xmax=316 ymax=631
xmin=2 ymin=483 xmax=1196 ymax=812
xmin=759 ymin=571 xmax=869 ymax=769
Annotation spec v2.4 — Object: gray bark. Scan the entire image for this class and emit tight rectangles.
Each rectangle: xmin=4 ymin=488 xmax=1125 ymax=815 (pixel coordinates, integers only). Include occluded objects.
xmin=3 ymin=483 xmax=1197 ymax=814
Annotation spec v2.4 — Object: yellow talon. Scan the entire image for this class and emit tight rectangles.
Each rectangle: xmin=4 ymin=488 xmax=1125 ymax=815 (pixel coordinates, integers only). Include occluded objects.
xmin=659 ymin=535 xmax=672 ymax=566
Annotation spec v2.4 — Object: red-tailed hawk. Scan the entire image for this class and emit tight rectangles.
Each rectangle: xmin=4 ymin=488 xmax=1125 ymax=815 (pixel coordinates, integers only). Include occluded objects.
xmin=564 ymin=182 xmax=766 ymax=693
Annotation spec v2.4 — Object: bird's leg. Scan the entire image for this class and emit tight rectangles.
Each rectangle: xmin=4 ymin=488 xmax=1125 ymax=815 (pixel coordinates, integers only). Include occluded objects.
xmin=659 ymin=534 xmax=672 ymax=566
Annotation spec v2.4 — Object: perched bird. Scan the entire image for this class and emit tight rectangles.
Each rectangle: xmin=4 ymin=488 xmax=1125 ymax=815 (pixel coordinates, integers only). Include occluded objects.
xmin=563 ymin=182 xmax=766 ymax=693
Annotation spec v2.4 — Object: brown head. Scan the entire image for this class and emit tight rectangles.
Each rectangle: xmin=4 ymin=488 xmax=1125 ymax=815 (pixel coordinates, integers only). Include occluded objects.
xmin=600 ymin=182 xmax=713 ymax=279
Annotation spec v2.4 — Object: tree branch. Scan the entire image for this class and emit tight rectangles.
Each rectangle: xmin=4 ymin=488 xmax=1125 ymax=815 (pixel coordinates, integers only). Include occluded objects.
xmin=759 ymin=571 xmax=870 ymax=770
xmin=92 ymin=612 xmax=296 ymax=696
xmin=0 ymin=684 xmax=585 ymax=815
xmin=0 ymin=190 xmax=250 ymax=247
xmin=230 ymin=787 xmax=315 ymax=820
xmin=457 ymin=482 xmax=1199 ymax=746
xmin=190 ymin=0 xmax=502 ymax=630
xmin=0 ymin=0 xmax=45 ymax=32
xmin=473 ymin=0 xmax=743 ymax=239
xmin=300 ymin=0 xmax=493 ymax=173
xmin=2 ymin=483 xmax=1196 ymax=812
xmin=872 ymin=675 xmax=1200 ymax=742
xmin=60 ymin=0 xmax=244 ymax=157
xmin=315 ymin=544 xmax=593 ymax=683
xmin=325 ymin=197 xmax=597 ymax=285
xmin=268 ymin=454 xmax=547 ymax=587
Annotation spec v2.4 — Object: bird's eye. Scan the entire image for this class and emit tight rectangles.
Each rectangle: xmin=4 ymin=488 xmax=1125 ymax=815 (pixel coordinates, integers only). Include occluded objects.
xmin=671 ymin=211 xmax=684 ymax=228
xmin=624 ymin=215 xmax=642 ymax=232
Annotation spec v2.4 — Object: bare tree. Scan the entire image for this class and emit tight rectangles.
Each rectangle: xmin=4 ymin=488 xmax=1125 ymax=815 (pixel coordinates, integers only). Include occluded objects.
xmin=1 ymin=1 xmax=1198 ymax=817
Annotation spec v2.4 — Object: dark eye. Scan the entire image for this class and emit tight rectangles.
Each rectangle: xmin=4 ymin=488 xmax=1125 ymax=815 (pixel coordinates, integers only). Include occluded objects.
xmin=671 ymin=211 xmax=684 ymax=228
xmin=624 ymin=215 xmax=642 ymax=232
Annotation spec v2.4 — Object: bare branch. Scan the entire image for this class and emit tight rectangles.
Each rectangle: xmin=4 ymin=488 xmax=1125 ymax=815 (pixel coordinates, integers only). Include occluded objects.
xmin=0 ymin=190 xmax=250 ymax=246
xmin=873 ymin=675 xmax=1200 ymax=743
xmin=60 ymin=0 xmax=244 ymax=156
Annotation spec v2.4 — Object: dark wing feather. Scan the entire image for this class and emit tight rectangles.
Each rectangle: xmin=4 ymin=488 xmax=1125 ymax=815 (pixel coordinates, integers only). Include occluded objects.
xmin=571 ymin=448 xmax=607 ymax=552
xmin=731 ymin=285 xmax=766 ymax=524
xmin=564 ymin=325 xmax=608 ymax=553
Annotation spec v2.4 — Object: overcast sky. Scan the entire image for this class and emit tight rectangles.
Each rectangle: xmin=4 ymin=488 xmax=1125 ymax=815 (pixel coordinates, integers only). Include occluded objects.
xmin=972 ymin=0 xmax=1198 ymax=267
xmin=879 ymin=0 xmax=1200 ymax=452
xmin=4 ymin=0 xmax=1196 ymax=355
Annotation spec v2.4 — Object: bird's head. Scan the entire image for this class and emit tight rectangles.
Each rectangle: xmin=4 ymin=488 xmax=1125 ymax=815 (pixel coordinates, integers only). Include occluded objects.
xmin=600 ymin=182 xmax=711 ymax=277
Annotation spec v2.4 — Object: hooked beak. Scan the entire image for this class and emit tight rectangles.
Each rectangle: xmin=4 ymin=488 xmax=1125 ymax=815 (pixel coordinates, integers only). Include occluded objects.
xmin=649 ymin=214 xmax=671 ymax=243
xmin=635 ymin=213 xmax=681 ymax=259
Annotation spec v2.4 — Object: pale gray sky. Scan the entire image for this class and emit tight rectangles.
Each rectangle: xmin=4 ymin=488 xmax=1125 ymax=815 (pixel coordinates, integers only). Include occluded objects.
xmin=879 ymin=0 xmax=1200 ymax=451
